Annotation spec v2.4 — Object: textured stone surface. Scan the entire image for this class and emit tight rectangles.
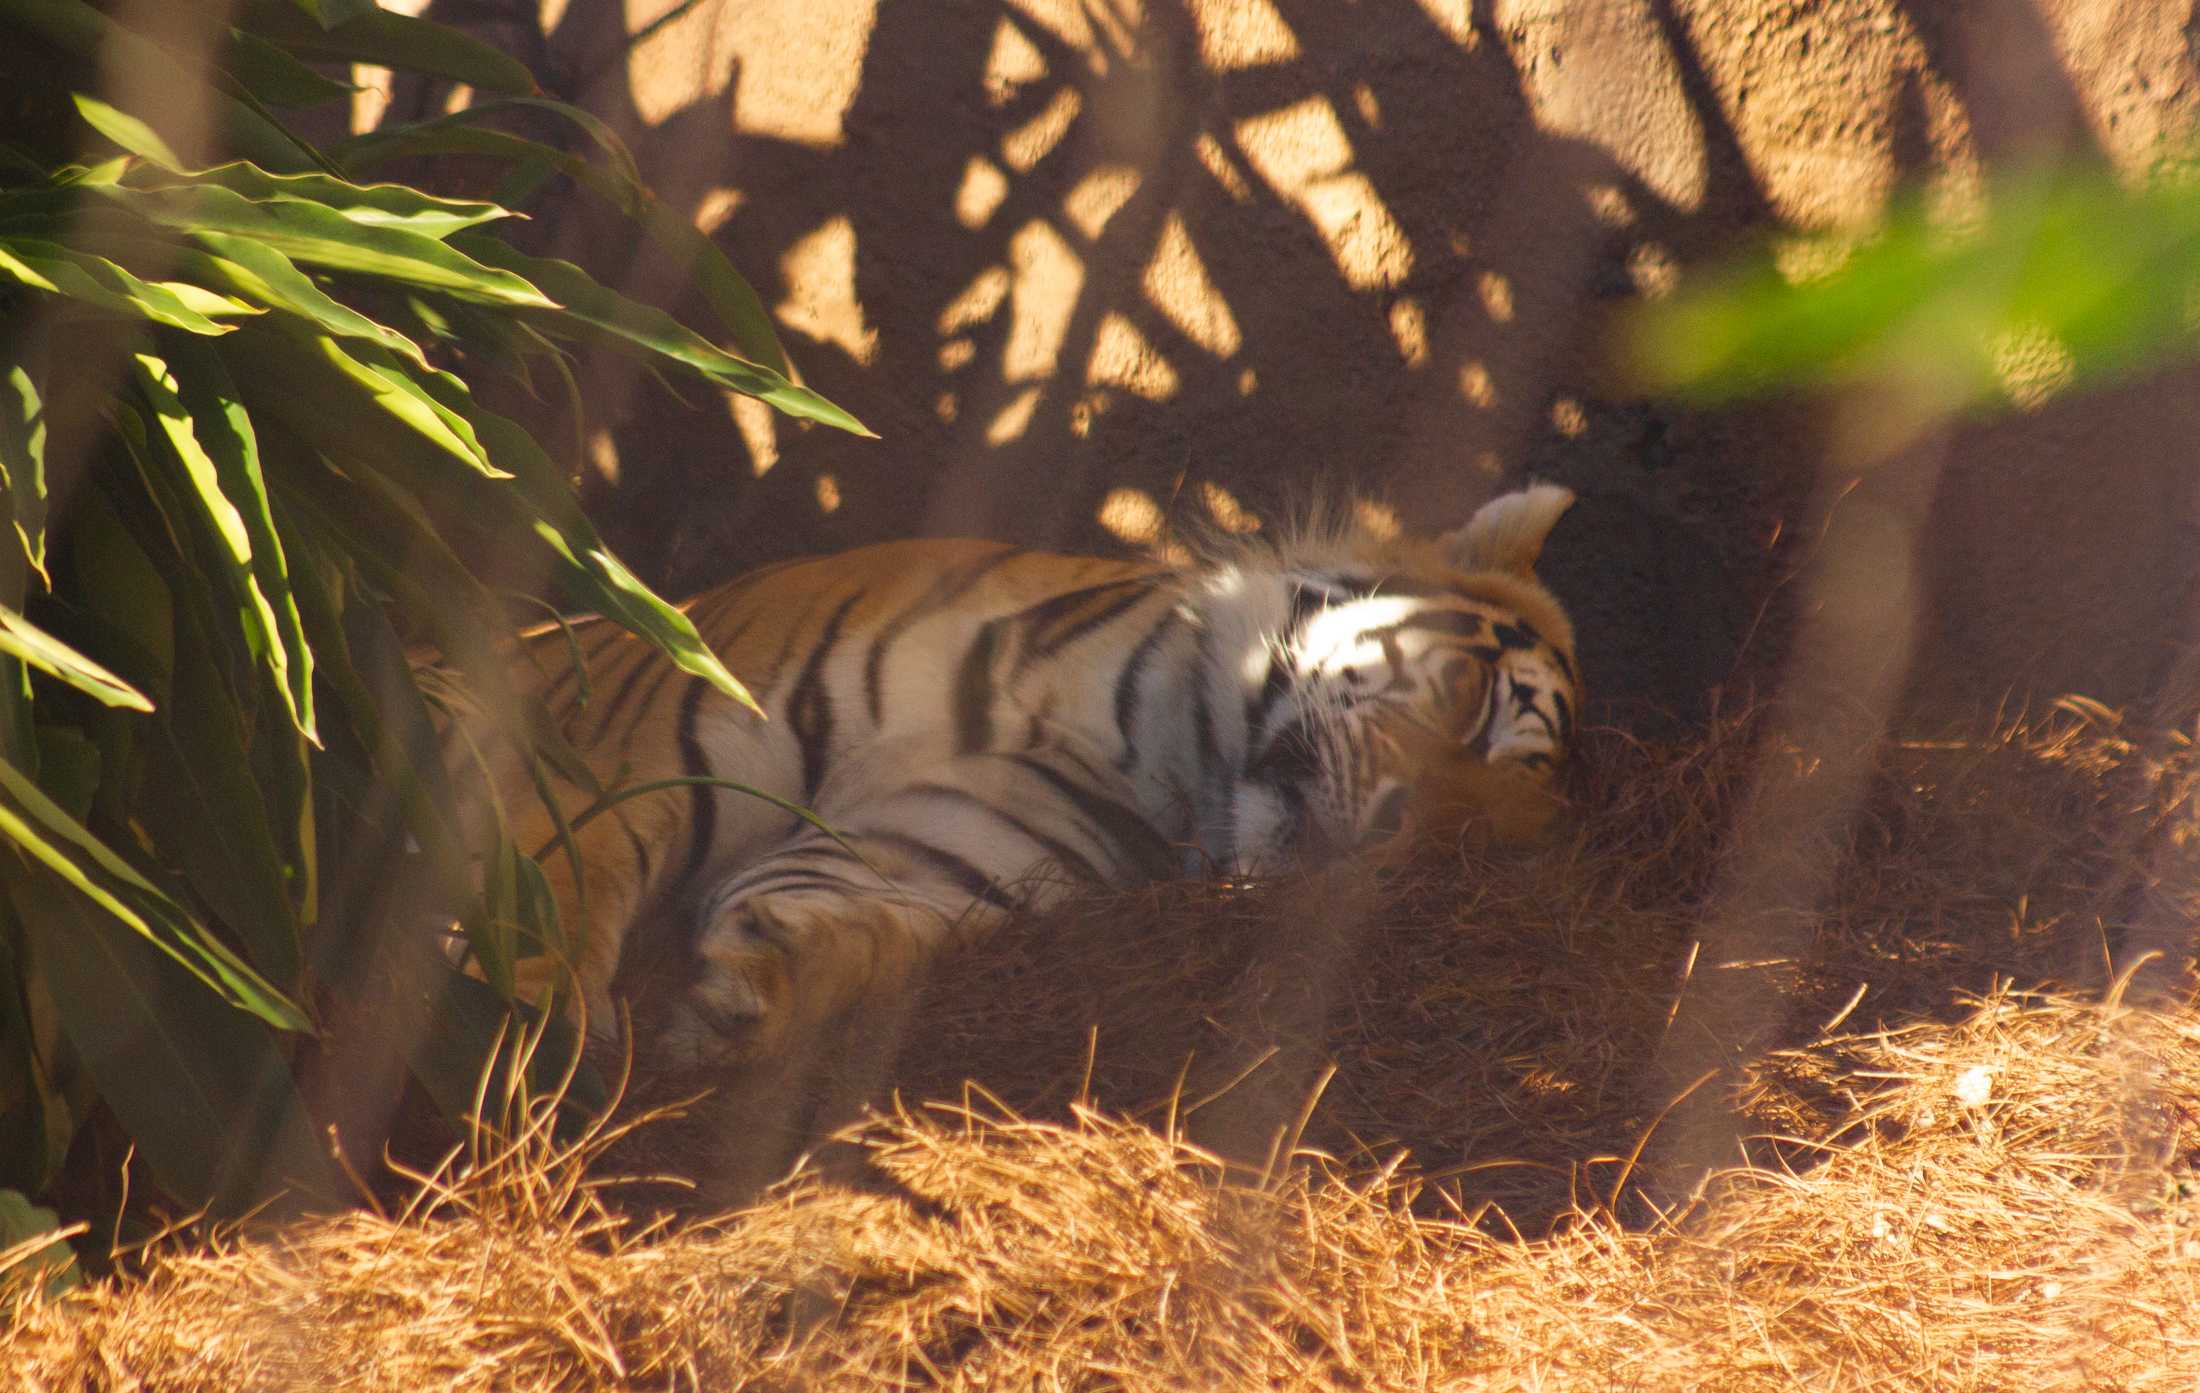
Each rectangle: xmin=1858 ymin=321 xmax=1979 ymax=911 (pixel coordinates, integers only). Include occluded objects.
xmin=397 ymin=0 xmax=2200 ymax=725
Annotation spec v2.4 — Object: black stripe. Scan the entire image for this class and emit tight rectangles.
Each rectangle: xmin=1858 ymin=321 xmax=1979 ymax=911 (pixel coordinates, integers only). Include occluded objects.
xmin=954 ymin=621 xmax=1002 ymax=754
xmin=1551 ymin=687 xmax=1575 ymax=743
xmin=858 ymin=831 xmax=1018 ymax=912
xmin=1245 ymin=649 xmax=1291 ymax=750
xmin=865 ymin=545 xmax=1023 ymax=723
xmin=1111 ymin=608 xmax=1182 ymax=769
xmin=1016 ymin=579 xmax=1153 ymax=663
xmin=902 ymin=782 xmax=1110 ymax=885
xmin=618 ymin=615 xmax=756 ymax=755
xmin=537 ymin=618 xmax=631 ymax=713
xmin=788 ymin=593 xmax=861 ymax=800
xmin=1004 ymin=752 xmax=1172 ymax=874
xmin=673 ymin=677 xmax=717 ymax=888
xmin=584 ymin=648 xmax=665 ymax=741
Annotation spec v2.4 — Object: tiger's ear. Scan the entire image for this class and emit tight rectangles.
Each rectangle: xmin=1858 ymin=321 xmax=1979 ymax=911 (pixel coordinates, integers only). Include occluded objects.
xmin=1439 ymin=482 xmax=1575 ymax=575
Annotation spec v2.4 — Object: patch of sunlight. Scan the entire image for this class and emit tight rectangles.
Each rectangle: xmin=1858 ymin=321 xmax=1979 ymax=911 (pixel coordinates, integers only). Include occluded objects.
xmin=938 ymin=338 xmax=976 ymax=371
xmin=1098 ymin=486 xmax=1164 ymax=544
xmin=938 ymin=266 xmax=1012 ymax=335
xmin=1551 ymin=397 xmax=1587 ymax=437
xmin=1144 ymin=213 xmax=1242 ymax=359
xmin=957 ymin=156 xmax=1010 ymax=229
xmin=1388 ymin=297 xmax=1429 ymax=368
xmin=1459 ymin=361 xmax=1495 ymax=409
xmin=1355 ymin=499 xmax=1402 ymax=540
xmin=1004 ymin=220 xmax=1084 ymax=381
xmin=1188 ymin=0 xmax=1299 ymax=71
xmin=1195 ymin=132 xmax=1255 ymax=202
xmin=1088 ymin=313 xmax=1180 ymax=401
xmin=1478 ymin=270 xmax=1514 ymax=324
xmin=442 ymin=83 xmax=475 ymax=115
xmin=1065 ymin=165 xmax=1141 ymax=239
xmin=936 ymin=391 xmax=958 ymax=423
xmin=1628 ymin=242 xmax=1679 ymax=299
xmin=1586 ymin=183 xmax=1635 ymax=227
xmin=351 ymin=65 xmax=396 ymax=133
xmin=1237 ymin=366 xmax=1258 ymax=395
xmin=1234 ymin=96 xmax=1413 ymax=291
xmin=814 ymin=473 xmax=842 ymax=512
xmin=1352 ymin=83 xmax=1382 ymax=130
xmin=776 ymin=216 xmax=880 ymax=364
xmin=1990 ymin=325 xmax=2074 ymax=412
xmin=1410 ymin=0 xmax=1472 ymax=46
xmin=984 ymin=14 xmax=1048 ymax=104
xmin=694 ymin=187 xmax=744 ymax=234
xmin=586 ymin=428 xmax=620 ymax=485
xmin=1004 ymin=88 xmax=1082 ymax=172
xmin=698 ymin=0 xmax=877 ymax=145
xmin=1772 ymin=233 xmax=1856 ymax=286
xmin=1201 ymin=481 xmax=1260 ymax=534
xmin=728 ymin=394 xmax=779 ymax=477
xmin=987 ymin=385 xmax=1042 ymax=445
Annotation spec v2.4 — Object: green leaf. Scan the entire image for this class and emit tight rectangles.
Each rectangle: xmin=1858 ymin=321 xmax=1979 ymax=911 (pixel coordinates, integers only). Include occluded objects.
xmin=70 ymin=93 xmax=183 ymax=170
xmin=10 ymin=867 xmax=334 ymax=1214
xmin=412 ymin=385 xmax=762 ymax=714
xmin=221 ymin=320 xmax=504 ymax=476
xmin=0 ymin=362 xmax=48 ymax=586
xmin=136 ymin=595 xmax=302 ymax=984
xmin=0 ymin=1188 xmax=80 ymax=1299
xmin=129 ymin=345 xmax=316 ymax=741
xmin=99 ymin=182 xmax=555 ymax=306
xmin=237 ymin=1 xmax=537 ymax=97
xmin=132 ymin=162 xmax=513 ymax=240
xmin=177 ymin=234 xmax=431 ymax=368
xmin=0 ymin=755 xmax=308 ymax=1031
xmin=335 ymin=104 xmax=796 ymax=378
xmin=284 ymin=0 xmax=379 ymax=28
xmin=223 ymin=27 xmax=359 ymax=109
xmin=0 ymin=604 xmax=152 ymax=711
xmin=0 ymin=238 xmax=233 ymax=334
xmin=455 ymin=235 xmax=870 ymax=435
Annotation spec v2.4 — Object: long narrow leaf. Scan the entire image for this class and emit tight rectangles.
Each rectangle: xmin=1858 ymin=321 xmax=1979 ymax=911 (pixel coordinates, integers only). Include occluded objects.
xmin=0 ymin=757 xmax=308 ymax=1030
xmin=0 ymin=363 xmax=47 ymax=585
xmin=409 ymin=383 xmax=761 ymax=714
xmin=0 ymin=606 xmax=150 ymax=711
xmin=335 ymin=106 xmax=796 ymax=378
xmin=222 ymin=321 xmax=503 ymax=476
xmin=455 ymin=235 xmax=870 ymax=435
xmin=101 ymin=182 xmax=554 ymax=306
xmin=130 ymin=346 xmax=316 ymax=741
xmin=0 ymin=239 xmax=235 ymax=334
xmin=177 ymin=234 xmax=430 ymax=368
xmin=237 ymin=1 xmax=537 ymax=97
xmin=222 ymin=28 xmax=358 ymax=109
xmin=10 ymin=867 xmax=333 ymax=1214
xmin=137 ymin=594 xmax=302 ymax=984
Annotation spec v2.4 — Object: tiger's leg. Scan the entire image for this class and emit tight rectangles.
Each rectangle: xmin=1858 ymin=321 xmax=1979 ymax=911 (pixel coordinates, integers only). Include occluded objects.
xmin=660 ymin=737 xmax=1172 ymax=1203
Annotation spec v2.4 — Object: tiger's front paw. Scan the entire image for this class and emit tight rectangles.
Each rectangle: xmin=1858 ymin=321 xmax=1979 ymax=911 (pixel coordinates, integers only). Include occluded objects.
xmin=660 ymin=903 xmax=798 ymax=1070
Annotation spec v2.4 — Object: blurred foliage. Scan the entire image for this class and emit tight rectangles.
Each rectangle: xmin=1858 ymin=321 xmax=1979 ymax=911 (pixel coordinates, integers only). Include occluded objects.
xmin=1625 ymin=160 xmax=2200 ymax=449
xmin=0 ymin=0 xmax=863 ymax=1230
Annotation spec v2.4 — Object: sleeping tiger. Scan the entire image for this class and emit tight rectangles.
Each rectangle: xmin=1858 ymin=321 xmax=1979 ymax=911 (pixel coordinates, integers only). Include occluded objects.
xmin=455 ymin=482 xmax=1579 ymax=1191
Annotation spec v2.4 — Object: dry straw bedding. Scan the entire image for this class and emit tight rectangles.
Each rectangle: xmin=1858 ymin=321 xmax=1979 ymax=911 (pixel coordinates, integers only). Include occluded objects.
xmin=7 ymin=708 xmax=2200 ymax=1390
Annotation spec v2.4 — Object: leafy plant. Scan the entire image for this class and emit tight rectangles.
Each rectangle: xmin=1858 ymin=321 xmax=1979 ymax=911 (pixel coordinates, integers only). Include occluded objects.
xmin=1624 ymin=160 xmax=2200 ymax=451
xmin=0 ymin=0 xmax=864 ymax=1221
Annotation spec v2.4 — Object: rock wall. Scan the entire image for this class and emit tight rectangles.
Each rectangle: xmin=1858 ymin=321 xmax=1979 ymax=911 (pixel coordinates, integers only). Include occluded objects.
xmin=389 ymin=0 xmax=2200 ymax=724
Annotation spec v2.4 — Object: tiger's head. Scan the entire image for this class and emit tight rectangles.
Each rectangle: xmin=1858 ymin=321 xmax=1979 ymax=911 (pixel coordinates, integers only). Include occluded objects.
xmin=1228 ymin=483 xmax=1581 ymax=873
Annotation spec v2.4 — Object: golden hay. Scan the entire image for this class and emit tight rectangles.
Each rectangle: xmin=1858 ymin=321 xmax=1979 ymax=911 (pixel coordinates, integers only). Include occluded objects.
xmin=7 ymin=704 xmax=2199 ymax=1389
